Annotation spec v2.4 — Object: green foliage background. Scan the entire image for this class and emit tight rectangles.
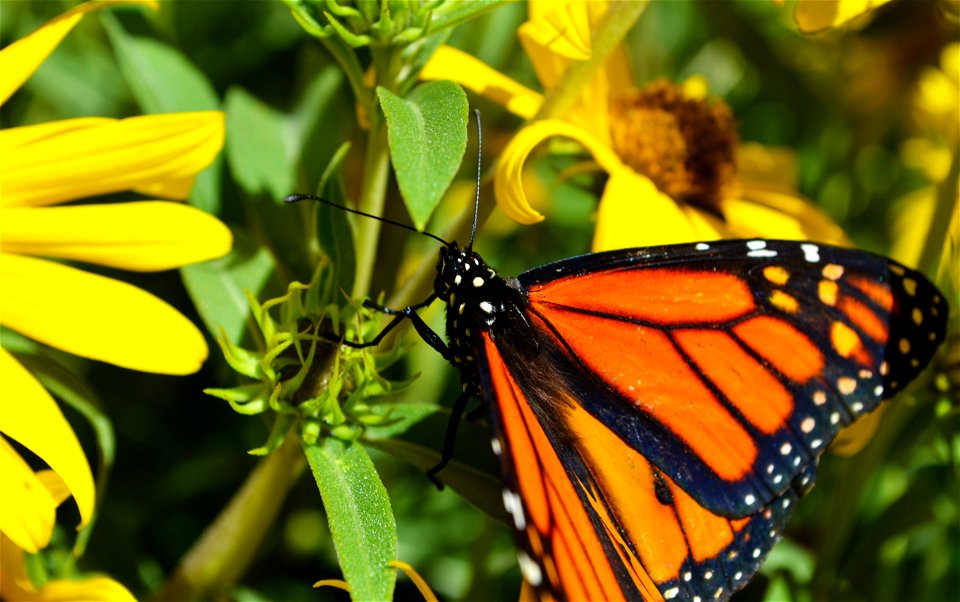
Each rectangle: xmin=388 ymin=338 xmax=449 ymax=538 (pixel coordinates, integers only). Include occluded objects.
xmin=1 ymin=1 xmax=957 ymax=600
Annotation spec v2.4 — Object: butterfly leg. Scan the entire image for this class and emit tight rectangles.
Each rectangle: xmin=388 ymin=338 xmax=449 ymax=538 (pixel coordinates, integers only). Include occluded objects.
xmin=425 ymin=387 xmax=474 ymax=489
xmin=333 ymin=295 xmax=449 ymax=358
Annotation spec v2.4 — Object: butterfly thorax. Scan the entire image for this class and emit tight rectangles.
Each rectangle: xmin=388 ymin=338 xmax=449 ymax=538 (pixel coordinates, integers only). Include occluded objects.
xmin=434 ymin=244 xmax=523 ymax=371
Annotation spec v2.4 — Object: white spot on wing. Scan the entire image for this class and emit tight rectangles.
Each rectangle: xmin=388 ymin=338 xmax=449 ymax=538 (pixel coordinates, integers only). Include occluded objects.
xmin=801 ymin=243 xmax=820 ymax=263
xmin=748 ymin=249 xmax=778 ymax=258
xmin=517 ymin=552 xmax=542 ymax=586
xmin=664 ymin=587 xmax=680 ymax=599
xmin=479 ymin=301 xmax=494 ymax=313
xmin=696 ymin=243 xmax=710 ymax=251
xmin=502 ymin=490 xmax=526 ymax=531
xmin=747 ymin=240 xmax=767 ymax=250
xmin=472 ymin=276 xmax=484 ymax=287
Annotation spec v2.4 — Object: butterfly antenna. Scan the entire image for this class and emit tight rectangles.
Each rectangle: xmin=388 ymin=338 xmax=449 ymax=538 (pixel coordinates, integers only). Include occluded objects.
xmin=284 ymin=193 xmax=450 ymax=246
xmin=466 ymin=108 xmax=482 ymax=251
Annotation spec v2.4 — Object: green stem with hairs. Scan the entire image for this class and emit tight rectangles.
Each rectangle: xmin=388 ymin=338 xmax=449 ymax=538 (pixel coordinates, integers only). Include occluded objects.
xmin=352 ymin=121 xmax=391 ymax=298
xmin=153 ymin=431 xmax=306 ymax=601
xmin=534 ymin=0 xmax=648 ymax=121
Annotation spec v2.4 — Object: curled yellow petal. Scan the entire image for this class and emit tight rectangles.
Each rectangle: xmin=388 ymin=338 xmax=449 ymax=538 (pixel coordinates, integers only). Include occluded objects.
xmin=0 ymin=349 xmax=95 ymax=531
xmin=0 ymin=440 xmax=59 ymax=552
xmin=421 ymin=46 xmax=542 ymax=119
xmin=388 ymin=560 xmax=438 ymax=602
xmin=0 ymin=254 xmax=208 ymax=374
xmin=0 ymin=0 xmax=157 ymax=106
xmin=495 ymin=119 xmax=623 ymax=224
xmin=1 ymin=112 xmax=225 ymax=208
xmin=2 ymin=202 xmax=232 ymax=271
xmin=794 ymin=0 xmax=892 ymax=33
xmin=592 ymin=167 xmax=702 ymax=251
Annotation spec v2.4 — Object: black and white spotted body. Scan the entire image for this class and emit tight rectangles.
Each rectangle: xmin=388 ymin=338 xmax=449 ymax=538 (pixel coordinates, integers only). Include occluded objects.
xmin=434 ymin=242 xmax=526 ymax=379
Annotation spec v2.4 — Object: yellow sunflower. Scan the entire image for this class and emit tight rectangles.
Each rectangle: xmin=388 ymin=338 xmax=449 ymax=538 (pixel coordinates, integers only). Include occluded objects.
xmin=0 ymin=1 xmax=230 ymax=598
xmin=422 ymin=0 xmax=847 ymax=252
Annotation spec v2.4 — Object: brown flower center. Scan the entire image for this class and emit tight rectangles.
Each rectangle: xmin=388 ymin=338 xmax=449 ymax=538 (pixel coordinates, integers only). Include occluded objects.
xmin=609 ymin=79 xmax=738 ymax=214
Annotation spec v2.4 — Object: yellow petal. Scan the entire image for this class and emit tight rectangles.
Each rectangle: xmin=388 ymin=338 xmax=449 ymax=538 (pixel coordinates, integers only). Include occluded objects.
xmin=721 ymin=191 xmax=850 ymax=245
xmin=1 ymin=531 xmax=38 ymax=599
xmin=736 ymin=142 xmax=798 ymax=194
xmin=0 ymin=0 xmax=157 ymax=106
xmin=0 ymin=440 xmax=59 ymax=552
xmin=794 ymin=0 xmax=893 ymax=33
xmin=495 ymin=119 xmax=623 ymax=224
xmin=0 ymin=349 xmax=95 ymax=530
xmin=1 ymin=112 xmax=225 ymax=208
xmin=2 ymin=202 xmax=232 ymax=271
xmin=0 ymin=254 xmax=208 ymax=374
xmin=592 ymin=167 xmax=703 ymax=251
xmin=37 ymin=576 xmax=137 ymax=602
xmin=421 ymin=46 xmax=542 ymax=119
xmin=518 ymin=1 xmax=619 ymax=140
xmin=36 ymin=469 xmax=71 ymax=506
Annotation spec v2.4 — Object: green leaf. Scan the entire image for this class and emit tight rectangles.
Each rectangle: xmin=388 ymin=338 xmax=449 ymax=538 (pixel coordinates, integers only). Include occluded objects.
xmin=225 ymin=87 xmax=296 ymax=200
xmin=100 ymin=13 xmax=219 ymax=113
xmin=181 ymin=228 xmax=280 ymax=343
xmin=296 ymin=67 xmax=350 ymax=193
xmin=377 ymin=81 xmax=469 ymax=230
xmin=303 ymin=438 xmax=397 ymax=601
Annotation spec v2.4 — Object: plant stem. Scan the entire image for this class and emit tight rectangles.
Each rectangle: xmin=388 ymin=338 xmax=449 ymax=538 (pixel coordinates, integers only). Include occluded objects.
xmin=153 ymin=431 xmax=305 ymax=601
xmin=352 ymin=47 xmax=398 ymax=299
xmin=352 ymin=122 xmax=391 ymax=298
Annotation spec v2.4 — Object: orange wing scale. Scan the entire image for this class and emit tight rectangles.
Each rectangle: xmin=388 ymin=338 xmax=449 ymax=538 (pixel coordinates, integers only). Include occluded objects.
xmin=733 ymin=315 xmax=825 ymax=382
xmin=529 ymin=269 xmax=756 ymax=324
xmin=531 ymin=305 xmax=760 ymax=482
xmin=673 ymin=328 xmax=793 ymax=435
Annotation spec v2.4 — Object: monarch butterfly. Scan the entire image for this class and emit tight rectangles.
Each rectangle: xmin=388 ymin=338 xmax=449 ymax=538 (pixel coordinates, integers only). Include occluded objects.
xmin=286 ymin=146 xmax=948 ymax=602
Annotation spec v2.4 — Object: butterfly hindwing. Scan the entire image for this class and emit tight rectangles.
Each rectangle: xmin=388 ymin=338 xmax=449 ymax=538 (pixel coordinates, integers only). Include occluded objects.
xmin=480 ymin=330 xmax=802 ymax=601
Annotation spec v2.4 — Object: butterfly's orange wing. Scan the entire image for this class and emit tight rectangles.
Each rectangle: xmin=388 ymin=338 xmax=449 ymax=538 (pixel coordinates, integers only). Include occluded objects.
xmin=476 ymin=240 xmax=946 ymax=601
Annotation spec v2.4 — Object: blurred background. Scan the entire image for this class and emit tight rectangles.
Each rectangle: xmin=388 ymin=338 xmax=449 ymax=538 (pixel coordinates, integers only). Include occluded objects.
xmin=1 ymin=1 xmax=957 ymax=600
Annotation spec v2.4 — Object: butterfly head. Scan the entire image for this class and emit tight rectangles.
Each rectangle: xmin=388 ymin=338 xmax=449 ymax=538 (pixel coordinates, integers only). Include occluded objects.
xmin=434 ymin=243 xmax=498 ymax=303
